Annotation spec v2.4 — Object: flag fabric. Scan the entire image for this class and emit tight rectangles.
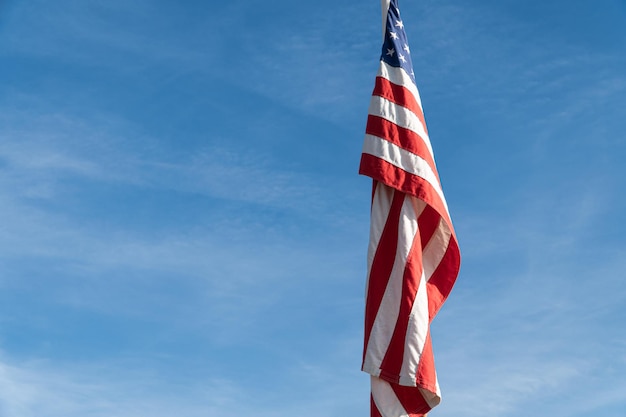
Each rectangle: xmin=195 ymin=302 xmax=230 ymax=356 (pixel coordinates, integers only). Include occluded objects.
xmin=359 ymin=1 xmax=461 ymax=416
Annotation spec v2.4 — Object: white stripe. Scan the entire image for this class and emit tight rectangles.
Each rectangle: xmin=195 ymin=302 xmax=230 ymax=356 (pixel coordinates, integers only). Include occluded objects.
xmin=411 ymin=197 xmax=427 ymax=218
xmin=378 ymin=61 xmax=424 ymax=113
xmin=422 ymin=219 xmax=452 ymax=282
xmin=362 ymin=134 xmax=450 ymax=215
xmin=369 ymin=94 xmax=433 ymax=157
xmin=365 ymin=182 xmax=394 ymax=298
xmin=399 ymin=197 xmax=429 ymax=386
xmin=419 ymin=386 xmax=441 ymax=409
xmin=363 ymin=194 xmax=418 ymax=375
xmin=398 ymin=195 xmax=436 ymax=385
xmin=371 ymin=376 xmax=409 ymax=417
xmin=399 ymin=267 xmax=429 ymax=386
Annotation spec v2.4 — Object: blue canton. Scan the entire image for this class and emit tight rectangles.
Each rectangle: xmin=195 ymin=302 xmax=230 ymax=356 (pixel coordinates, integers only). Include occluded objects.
xmin=381 ymin=0 xmax=415 ymax=83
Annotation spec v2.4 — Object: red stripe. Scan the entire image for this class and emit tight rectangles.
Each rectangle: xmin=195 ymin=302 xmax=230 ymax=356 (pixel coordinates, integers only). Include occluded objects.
xmin=391 ymin=383 xmax=432 ymax=416
xmin=359 ymin=154 xmax=453 ymax=231
xmin=373 ymin=76 xmax=429 ymax=136
xmin=417 ymin=205 xmax=440 ymax=250
xmin=371 ymin=180 xmax=378 ymax=204
xmin=380 ymin=219 xmax=422 ymax=383
xmin=425 ymin=237 xmax=461 ymax=318
xmin=414 ymin=332 xmax=437 ymax=393
xmin=365 ymin=115 xmax=439 ymax=182
xmin=379 ymin=223 xmax=424 ymax=382
xmin=371 ymin=394 xmax=383 ymax=417
xmin=363 ymin=189 xmax=407 ymax=361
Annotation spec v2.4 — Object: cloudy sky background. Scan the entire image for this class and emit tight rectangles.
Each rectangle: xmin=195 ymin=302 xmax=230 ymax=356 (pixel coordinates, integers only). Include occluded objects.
xmin=1 ymin=0 xmax=625 ymax=416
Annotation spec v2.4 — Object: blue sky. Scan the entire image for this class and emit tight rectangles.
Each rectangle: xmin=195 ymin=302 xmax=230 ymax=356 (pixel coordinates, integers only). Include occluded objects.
xmin=1 ymin=0 xmax=625 ymax=416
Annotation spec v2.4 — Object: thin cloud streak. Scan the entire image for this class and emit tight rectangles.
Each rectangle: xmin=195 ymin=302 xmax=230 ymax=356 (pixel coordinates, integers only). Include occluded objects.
xmin=0 ymin=341 xmax=368 ymax=417
xmin=0 ymin=104 xmax=329 ymax=212
xmin=0 ymin=352 xmax=248 ymax=417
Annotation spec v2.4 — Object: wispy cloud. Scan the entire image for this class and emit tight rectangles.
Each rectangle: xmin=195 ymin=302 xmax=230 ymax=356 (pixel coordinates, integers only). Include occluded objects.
xmin=0 ymin=97 xmax=366 ymax=345
xmin=0 ymin=98 xmax=330 ymax=208
xmin=0 ymin=341 xmax=369 ymax=417
xmin=0 ymin=351 xmax=255 ymax=417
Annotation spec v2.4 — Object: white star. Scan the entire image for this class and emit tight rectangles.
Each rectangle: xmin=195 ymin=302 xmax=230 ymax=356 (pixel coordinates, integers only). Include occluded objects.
xmin=403 ymin=44 xmax=410 ymax=54
xmin=395 ymin=20 xmax=404 ymax=29
xmin=399 ymin=54 xmax=406 ymax=63
xmin=386 ymin=48 xmax=396 ymax=57
xmin=389 ymin=31 xmax=399 ymax=40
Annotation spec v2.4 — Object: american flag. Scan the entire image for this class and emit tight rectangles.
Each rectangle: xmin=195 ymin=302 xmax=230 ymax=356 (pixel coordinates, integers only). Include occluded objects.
xmin=359 ymin=1 xmax=461 ymax=416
